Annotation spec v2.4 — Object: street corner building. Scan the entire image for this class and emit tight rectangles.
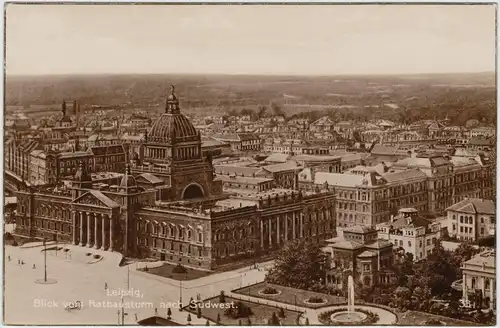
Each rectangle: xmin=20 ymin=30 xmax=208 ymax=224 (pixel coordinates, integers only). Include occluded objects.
xmin=12 ymin=87 xmax=337 ymax=271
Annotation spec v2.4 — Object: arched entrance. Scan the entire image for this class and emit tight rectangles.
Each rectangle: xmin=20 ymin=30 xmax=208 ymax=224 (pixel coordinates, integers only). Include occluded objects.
xmin=182 ymin=183 xmax=204 ymax=200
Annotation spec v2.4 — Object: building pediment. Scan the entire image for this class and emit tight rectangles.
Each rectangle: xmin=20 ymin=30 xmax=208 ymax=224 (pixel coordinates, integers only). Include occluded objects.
xmin=71 ymin=190 xmax=119 ymax=209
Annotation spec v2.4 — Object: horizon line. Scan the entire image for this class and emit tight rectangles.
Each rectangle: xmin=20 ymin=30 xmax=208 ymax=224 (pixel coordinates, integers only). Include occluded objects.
xmin=6 ymin=70 xmax=496 ymax=79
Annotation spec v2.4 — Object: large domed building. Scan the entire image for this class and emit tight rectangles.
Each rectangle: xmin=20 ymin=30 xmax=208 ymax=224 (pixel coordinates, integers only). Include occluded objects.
xmin=132 ymin=85 xmax=222 ymax=201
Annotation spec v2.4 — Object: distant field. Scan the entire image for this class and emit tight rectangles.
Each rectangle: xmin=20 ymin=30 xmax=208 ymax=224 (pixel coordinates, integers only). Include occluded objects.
xmin=5 ymin=72 xmax=496 ymax=125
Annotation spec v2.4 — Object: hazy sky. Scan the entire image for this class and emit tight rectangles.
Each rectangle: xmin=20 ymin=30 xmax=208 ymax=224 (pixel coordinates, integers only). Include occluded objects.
xmin=6 ymin=4 xmax=496 ymax=76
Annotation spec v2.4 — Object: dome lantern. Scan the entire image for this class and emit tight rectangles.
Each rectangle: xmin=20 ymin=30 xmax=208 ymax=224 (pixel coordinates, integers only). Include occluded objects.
xmin=165 ymin=84 xmax=180 ymax=114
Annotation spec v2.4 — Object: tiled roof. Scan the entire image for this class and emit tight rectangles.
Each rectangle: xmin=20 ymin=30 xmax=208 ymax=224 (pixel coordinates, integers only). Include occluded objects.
xmin=311 ymin=116 xmax=334 ymax=126
xmin=446 ymin=198 xmax=495 ymax=215
xmin=464 ymin=251 xmax=495 ymax=269
xmin=215 ymin=175 xmax=273 ymax=184
xmin=380 ymin=215 xmax=432 ymax=230
xmin=314 ymin=172 xmax=365 ymax=188
xmin=215 ymin=165 xmax=263 ymax=177
xmin=357 ymin=250 xmax=377 ymax=258
xmin=469 ymin=137 xmax=495 ymax=146
xmin=262 ymin=162 xmax=300 ymax=173
xmin=138 ymin=173 xmax=163 ymax=184
xmin=370 ymin=144 xmax=399 ymax=156
xmin=344 ymin=225 xmax=375 ymax=234
xmin=332 ymin=240 xmax=364 ymax=250
xmin=365 ymin=239 xmax=393 ymax=249
xmin=264 ymin=153 xmax=290 ymax=163
xmin=382 ymin=169 xmax=427 ymax=183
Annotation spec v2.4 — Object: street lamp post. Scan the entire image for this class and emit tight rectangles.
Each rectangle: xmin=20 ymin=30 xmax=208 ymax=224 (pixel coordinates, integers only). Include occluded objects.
xmin=43 ymin=238 xmax=47 ymax=282
xmin=179 ymin=279 xmax=183 ymax=311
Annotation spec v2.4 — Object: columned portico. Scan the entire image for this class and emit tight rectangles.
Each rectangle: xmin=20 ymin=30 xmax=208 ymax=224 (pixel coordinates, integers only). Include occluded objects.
xmin=72 ymin=209 xmax=115 ymax=251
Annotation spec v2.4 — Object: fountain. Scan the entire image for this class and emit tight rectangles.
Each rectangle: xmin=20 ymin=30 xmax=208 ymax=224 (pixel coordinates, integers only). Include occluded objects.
xmin=330 ymin=275 xmax=367 ymax=324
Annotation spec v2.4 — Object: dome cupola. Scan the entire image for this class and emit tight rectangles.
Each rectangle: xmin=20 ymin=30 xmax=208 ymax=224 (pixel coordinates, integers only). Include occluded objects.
xmin=120 ymin=164 xmax=137 ymax=189
xmin=147 ymin=84 xmax=200 ymax=144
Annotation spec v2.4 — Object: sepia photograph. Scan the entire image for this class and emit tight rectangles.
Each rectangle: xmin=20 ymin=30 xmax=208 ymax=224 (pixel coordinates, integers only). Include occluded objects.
xmin=3 ymin=3 xmax=497 ymax=326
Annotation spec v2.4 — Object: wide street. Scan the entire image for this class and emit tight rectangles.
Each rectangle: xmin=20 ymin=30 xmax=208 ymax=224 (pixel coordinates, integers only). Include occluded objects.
xmin=4 ymin=243 xmax=268 ymax=325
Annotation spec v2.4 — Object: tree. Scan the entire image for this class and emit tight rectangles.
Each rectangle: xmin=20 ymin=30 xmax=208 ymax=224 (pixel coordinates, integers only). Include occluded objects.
xmin=453 ymin=242 xmax=479 ymax=264
xmin=271 ymin=102 xmax=284 ymax=117
xmin=224 ymin=301 xmax=253 ymax=319
xmin=390 ymin=286 xmax=412 ymax=311
xmin=269 ymin=312 xmax=280 ymax=326
xmin=219 ymin=291 xmax=226 ymax=303
xmin=257 ymin=106 xmax=268 ymax=118
xmin=417 ymin=240 xmax=458 ymax=297
xmin=167 ymin=308 xmax=172 ymax=319
xmin=266 ymin=239 xmax=329 ymax=289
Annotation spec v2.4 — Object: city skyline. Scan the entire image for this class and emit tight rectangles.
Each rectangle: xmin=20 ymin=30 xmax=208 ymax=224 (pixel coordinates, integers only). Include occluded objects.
xmin=6 ymin=4 xmax=496 ymax=76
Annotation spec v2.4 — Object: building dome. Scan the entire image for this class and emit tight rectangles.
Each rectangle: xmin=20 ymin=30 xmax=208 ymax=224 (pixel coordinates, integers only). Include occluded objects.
xmin=120 ymin=164 xmax=137 ymax=188
xmin=147 ymin=85 xmax=199 ymax=143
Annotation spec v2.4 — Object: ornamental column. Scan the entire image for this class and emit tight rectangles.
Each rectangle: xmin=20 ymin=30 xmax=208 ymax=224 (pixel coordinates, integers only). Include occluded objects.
xmin=462 ymin=273 xmax=468 ymax=302
xmin=292 ymin=212 xmax=296 ymax=240
xmin=72 ymin=211 xmax=77 ymax=245
xmin=300 ymin=213 xmax=304 ymax=238
xmin=481 ymin=277 xmax=486 ymax=307
xmin=86 ymin=212 xmax=92 ymax=247
xmin=101 ymin=214 xmax=107 ymax=251
xmin=284 ymin=214 xmax=288 ymax=242
xmin=268 ymin=219 xmax=272 ymax=248
xmin=277 ymin=216 xmax=280 ymax=245
xmin=79 ymin=212 xmax=86 ymax=246
xmin=94 ymin=214 xmax=100 ymax=249
xmin=110 ymin=217 xmax=115 ymax=251
xmin=260 ymin=220 xmax=264 ymax=248
xmin=489 ymin=278 xmax=494 ymax=309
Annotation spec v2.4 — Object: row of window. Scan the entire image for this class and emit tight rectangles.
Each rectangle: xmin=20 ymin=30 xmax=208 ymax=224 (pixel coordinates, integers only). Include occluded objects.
xmin=140 ymin=223 xmax=204 ymax=243
xmin=141 ymin=238 xmax=204 ymax=257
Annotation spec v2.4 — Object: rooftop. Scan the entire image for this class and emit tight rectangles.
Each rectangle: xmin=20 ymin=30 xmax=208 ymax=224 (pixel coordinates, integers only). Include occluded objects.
xmin=463 ymin=250 xmax=495 ymax=270
xmin=446 ymin=198 xmax=495 ymax=215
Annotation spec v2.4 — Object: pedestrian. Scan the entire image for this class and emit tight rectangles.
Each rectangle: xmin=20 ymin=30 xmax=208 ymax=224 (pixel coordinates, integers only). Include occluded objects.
xmin=155 ymin=308 xmax=158 ymax=316
xmin=21 ymin=260 xmax=24 ymax=265
xmin=104 ymin=282 xmax=108 ymax=290
xmin=32 ymin=264 xmax=36 ymax=269
xmin=17 ymin=259 xmax=20 ymax=265
xmin=134 ymin=313 xmax=138 ymax=321
xmin=7 ymin=255 xmax=10 ymax=261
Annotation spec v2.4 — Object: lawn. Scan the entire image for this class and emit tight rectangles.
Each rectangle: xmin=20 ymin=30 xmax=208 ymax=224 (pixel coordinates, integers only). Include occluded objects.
xmin=397 ymin=310 xmax=477 ymax=326
xmin=233 ymin=282 xmax=346 ymax=309
xmin=144 ymin=263 xmax=213 ymax=281
xmin=184 ymin=295 xmax=302 ymax=326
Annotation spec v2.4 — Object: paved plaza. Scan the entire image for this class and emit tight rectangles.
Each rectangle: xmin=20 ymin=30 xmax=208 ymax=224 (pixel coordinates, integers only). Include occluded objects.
xmin=4 ymin=244 xmax=267 ymax=325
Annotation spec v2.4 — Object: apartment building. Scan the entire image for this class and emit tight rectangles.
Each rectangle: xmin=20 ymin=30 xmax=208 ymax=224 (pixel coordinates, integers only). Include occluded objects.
xmin=445 ymin=198 xmax=495 ymax=242
xmin=377 ymin=208 xmax=441 ymax=262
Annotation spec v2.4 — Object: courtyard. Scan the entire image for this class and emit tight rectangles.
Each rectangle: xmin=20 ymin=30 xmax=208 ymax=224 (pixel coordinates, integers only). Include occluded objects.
xmin=184 ymin=295 xmax=302 ymax=326
xmin=144 ymin=263 xmax=213 ymax=281
xmin=233 ymin=282 xmax=346 ymax=309
xmin=4 ymin=243 xmax=266 ymax=325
